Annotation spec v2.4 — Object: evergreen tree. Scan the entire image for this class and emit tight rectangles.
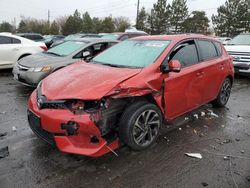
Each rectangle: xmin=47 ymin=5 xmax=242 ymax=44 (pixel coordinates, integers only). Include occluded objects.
xmin=50 ymin=21 xmax=59 ymax=35
xmin=149 ymin=0 xmax=171 ymax=34
xmin=0 ymin=22 xmax=13 ymax=32
xmin=62 ymin=9 xmax=82 ymax=35
xmin=18 ymin=20 xmax=27 ymax=33
xmin=212 ymin=0 xmax=250 ymax=37
xmin=136 ymin=7 xmax=148 ymax=31
xmin=82 ymin=12 xmax=93 ymax=33
xmin=101 ymin=16 xmax=115 ymax=33
xmin=170 ymin=0 xmax=188 ymax=33
xmin=182 ymin=11 xmax=210 ymax=34
xmin=92 ymin=17 xmax=103 ymax=33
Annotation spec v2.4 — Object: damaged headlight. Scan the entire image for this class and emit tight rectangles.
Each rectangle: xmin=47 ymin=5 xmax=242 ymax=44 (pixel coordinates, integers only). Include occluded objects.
xmin=67 ymin=99 xmax=110 ymax=114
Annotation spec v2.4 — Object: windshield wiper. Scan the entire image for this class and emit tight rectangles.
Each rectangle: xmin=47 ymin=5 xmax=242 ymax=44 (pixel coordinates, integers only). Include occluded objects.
xmin=91 ymin=60 xmax=142 ymax=69
xmin=44 ymin=51 xmax=62 ymax=56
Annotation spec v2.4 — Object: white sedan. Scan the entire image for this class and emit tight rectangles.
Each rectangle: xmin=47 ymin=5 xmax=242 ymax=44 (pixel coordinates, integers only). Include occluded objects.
xmin=0 ymin=33 xmax=47 ymax=69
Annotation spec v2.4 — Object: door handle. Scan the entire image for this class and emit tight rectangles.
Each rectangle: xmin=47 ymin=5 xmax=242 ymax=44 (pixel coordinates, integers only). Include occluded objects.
xmin=219 ymin=63 xmax=225 ymax=70
xmin=196 ymin=71 xmax=204 ymax=77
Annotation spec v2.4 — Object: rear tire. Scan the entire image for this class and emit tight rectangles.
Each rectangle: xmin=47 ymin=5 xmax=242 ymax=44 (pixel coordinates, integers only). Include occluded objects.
xmin=212 ymin=78 xmax=232 ymax=107
xmin=119 ymin=101 xmax=162 ymax=151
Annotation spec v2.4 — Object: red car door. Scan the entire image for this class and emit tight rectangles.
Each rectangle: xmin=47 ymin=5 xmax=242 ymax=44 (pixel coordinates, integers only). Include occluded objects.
xmin=163 ymin=40 xmax=204 ymax=120
xmin=195 ymin=40 xmax=225 ymax=103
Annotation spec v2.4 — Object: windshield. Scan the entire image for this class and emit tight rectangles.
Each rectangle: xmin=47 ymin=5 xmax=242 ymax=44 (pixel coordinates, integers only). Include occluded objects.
xmin=228 ymin=34 xmax=250 ymax=45
xmin=46 ymin=41 xmax=87 ymax=56
xmin=91 ymin=40 xmax=171 ymax=68
xmin=101 ymin=34 xmax=120 ymax=40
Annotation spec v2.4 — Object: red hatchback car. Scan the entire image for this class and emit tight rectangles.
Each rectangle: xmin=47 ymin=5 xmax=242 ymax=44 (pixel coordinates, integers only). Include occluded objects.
xmin=28 ymin=34 xmax=234 ymax=157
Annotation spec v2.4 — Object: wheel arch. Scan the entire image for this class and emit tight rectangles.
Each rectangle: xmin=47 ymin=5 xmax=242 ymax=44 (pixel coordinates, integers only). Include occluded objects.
xmin=18 ymin=53 xmax=31 ymax=60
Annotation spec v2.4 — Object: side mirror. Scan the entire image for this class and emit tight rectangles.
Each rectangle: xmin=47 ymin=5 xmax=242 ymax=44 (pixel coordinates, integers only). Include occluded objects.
xmin=82 ymin=51 xmax=91 ymax=59
xmin=161 ymin=60 xmax=181 ymax=73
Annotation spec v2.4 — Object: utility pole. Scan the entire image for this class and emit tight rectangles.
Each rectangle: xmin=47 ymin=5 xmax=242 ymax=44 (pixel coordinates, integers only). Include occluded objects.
xmin=48 ymin=9 xmax=50 ymax=25
xmin=136 ymin=0 xmax=140 ymax=28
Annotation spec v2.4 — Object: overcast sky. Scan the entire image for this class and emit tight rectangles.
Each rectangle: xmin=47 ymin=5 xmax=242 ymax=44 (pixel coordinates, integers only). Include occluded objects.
xmin=0 ymin=0 xmax=226 ymax=26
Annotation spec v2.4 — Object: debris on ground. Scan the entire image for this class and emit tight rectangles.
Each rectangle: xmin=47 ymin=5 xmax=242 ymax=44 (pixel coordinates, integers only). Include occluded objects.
xmin=193 ymin=114 xmax=199 ymax=119
xmin=207 ymin=110 xmax=219 ymax=118
xmin=221 ymin=124 xmax=225 ymax=128
xmin=0 ymin=111 xmax=6 ymax=115
xmin=201 ymin=112 xmax=206 ymax=117
xmin=0 ymin=132 xmax=7 ymax=137
xmin=223 ymin=139 xmax=232 ymax=144
xmin=235 ymin=138 xmax=240 ymax=141
xmin=223 ymin=156 xmax=230 ymax=160
xmin=179 ymin=128 xmax=182 ymax=131
xmin=12 ymin=126 xmax=17 ymax=132
xmin=185 ymin=153 xmax=202 ymax=159
xmin=201 ymin=182 xmax=208 ymax=187
xmin=163 ymin=137 xmax=170 ymax=142
xmin=246 ymin=176 xmax=250 ymax=182
xmin=0 ymin=146 xmax=9 ymax=159
xmin=240 ymin=150 xmax=245 ymax=154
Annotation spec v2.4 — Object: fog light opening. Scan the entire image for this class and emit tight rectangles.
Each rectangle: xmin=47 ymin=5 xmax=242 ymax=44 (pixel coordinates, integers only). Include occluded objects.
xmin=90 ymin=136 xmax=99 ymax=144
xmin=61 ymin=121 xmax=80 ymax=136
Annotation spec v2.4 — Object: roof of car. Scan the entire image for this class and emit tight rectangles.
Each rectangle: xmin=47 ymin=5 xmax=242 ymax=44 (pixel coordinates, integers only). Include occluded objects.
xmin=69 ymin=37 xmax=119 ymax=43
xmin=132 ymin=34 xmax=217 ymax=42
xmin=16 ymin=33 xmax=43 ymax=36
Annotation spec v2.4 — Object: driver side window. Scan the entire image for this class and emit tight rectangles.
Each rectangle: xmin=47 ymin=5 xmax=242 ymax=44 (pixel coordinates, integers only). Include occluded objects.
xmin=169 ymin=40 xmax=199 ymax=68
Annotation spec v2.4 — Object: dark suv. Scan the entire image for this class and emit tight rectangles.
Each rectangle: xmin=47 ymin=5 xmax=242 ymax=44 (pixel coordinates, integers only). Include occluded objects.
xmin=16 ymin=33 xmax=44 ymax=42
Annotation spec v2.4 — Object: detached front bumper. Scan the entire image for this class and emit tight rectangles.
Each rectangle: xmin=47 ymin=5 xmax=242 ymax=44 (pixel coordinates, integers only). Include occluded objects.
xmin=27 ymin=91 xmax=119 ymax=157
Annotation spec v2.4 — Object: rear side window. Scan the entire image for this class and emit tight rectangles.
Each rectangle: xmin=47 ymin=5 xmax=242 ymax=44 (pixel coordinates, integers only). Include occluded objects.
xmin=12 ymin=38 xmax=21 ymax=44
xmin=197 ymin=40 xmax=218 ymax=61
xmin=0 ymin=36 xmax=12 ymax=44
xmin=213 ymin=41 xmax=222 ymax=56
xmin=170 ymin=41 xmax=199 ymax=67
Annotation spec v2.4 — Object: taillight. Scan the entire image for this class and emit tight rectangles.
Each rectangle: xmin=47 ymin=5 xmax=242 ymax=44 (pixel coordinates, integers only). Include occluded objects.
xmin=40 ymin=46 xmax=48 ymax=51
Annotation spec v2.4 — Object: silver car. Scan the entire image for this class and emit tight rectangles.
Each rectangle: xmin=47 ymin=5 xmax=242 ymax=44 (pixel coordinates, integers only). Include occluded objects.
xmin=13 ymin=38 xmax=118 ymax=87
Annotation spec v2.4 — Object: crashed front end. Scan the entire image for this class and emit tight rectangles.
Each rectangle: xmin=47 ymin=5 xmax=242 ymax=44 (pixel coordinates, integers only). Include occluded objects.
xmin=28 ymin=86 xmax=128 ymax=157
xmin=27 ymin=76 xmax=163 ymax=157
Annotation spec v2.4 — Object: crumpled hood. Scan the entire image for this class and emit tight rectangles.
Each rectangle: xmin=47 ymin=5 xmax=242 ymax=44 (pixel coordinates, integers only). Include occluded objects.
xmin=41 ymin=62 xmax=142 ymax=100
xmin=225 ymin=45 xmax=250 ymax=53
xmin=18 ymin=53 xmax=66 ymax=67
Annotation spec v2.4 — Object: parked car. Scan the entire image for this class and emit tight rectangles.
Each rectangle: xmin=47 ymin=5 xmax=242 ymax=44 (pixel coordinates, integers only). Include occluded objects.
xmin=13 ymin=38 xmax=118 ymax=87
xmin=224 ymin=33 xmax=250 ymax=76
xmin=216 ymin=37 xmax=232 ymax=45
xmin=16 ymin=33 xmax=45 ymax=42
xmin=0 ymin=33 xmax=47 ymax=69
xmin=27 ymin=34 xmax=234 ymax=157
xmin=51 ymin=33 xmax=101 ymax=47
xmin=43 ymin=35 xmax=65 ymax=48
xmin=101 ymin=31 xmax=148 ymax=41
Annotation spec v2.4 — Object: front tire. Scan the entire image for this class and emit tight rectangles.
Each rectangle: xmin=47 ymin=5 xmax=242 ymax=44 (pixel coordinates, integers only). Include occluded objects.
xmin=119 ymin=101 xmax=162 ymax=151
xmin=212 ymin=78 xmax=232 ymax=107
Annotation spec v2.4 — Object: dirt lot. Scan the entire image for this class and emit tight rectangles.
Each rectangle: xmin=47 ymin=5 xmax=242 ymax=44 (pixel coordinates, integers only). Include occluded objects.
xmin=0 ymin=69 xmax=250 ymax=188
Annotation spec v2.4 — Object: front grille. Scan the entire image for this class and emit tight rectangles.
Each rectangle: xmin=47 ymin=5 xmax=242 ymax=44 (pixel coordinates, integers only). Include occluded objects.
xmin=27 ymin=110 xmax=55 ymax=145
xmin=18 ymin=63 xmax=29 ymax=71
xmin=228 ymin=51 xmax=250 ymax=63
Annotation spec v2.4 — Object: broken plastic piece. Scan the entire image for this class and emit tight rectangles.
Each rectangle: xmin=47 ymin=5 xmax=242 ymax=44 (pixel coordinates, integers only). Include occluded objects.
xmin=185 ymin=153 xmax=202 ymax=159
xmin=201 ymin=112 xmax=206 ymax=117
xmin=208 ymin=110 xmax=219 ymax=118
xmin=0 ymin=146 xmax=9 ymax=159
xmin=193 ymin=114 xmax=199 ymax=119
xmin=12 ymin=126 xmax=17 ymax=131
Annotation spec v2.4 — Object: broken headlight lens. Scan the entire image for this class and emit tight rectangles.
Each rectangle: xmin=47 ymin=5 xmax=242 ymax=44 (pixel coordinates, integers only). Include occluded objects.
xmin=67 ymin=99 xmax=108 ymax=114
